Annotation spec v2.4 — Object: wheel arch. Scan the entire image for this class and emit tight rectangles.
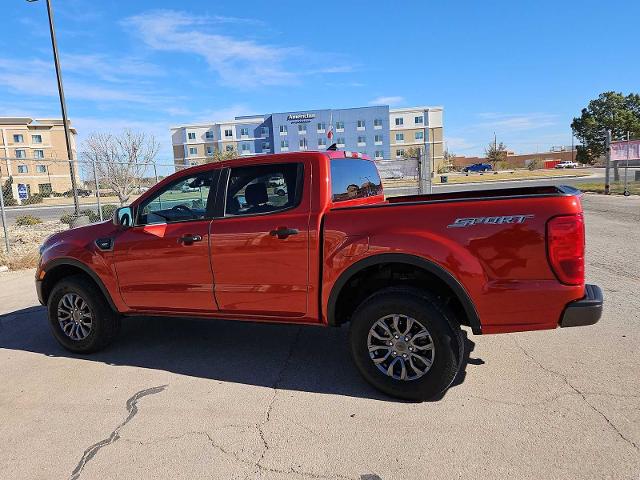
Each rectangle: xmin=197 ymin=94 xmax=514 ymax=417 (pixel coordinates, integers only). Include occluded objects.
xmin=40 ymin=258 xmax=118 ymax=312
xmin=326 ymin=253 xmax=482 ymax=334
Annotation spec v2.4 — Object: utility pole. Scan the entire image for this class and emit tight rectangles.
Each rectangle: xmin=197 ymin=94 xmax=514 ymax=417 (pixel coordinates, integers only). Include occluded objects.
xmin=28 ymin=0 xmax=80 ymax=215
xmin=604 ymin=130 xmax=611 ymax=195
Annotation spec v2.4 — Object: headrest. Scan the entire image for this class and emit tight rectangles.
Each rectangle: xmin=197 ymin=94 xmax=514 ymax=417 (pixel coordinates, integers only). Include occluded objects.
xmin=245 ymin=182 xmax=268 ymax=205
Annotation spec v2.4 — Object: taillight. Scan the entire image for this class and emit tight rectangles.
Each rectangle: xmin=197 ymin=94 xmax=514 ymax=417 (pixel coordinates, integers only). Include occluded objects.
xmin=546 ymin=214 xmax=585 ymax=285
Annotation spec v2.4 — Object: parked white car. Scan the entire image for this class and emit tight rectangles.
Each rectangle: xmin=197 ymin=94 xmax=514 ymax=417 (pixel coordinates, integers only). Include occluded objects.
xmin=555 ymin=160 xmax=579 ymax=169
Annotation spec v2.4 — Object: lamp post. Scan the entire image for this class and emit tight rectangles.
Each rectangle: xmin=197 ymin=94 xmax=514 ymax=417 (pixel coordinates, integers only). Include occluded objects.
xmin=27 ymin=0 xmax=80 ymax=215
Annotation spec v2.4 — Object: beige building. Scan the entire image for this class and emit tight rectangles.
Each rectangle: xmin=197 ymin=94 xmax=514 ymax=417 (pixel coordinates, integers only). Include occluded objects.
xmin=0 ymin=117 xmax=78 ymax=199
xmin=389 ymin=107 xmax=444 ymax=175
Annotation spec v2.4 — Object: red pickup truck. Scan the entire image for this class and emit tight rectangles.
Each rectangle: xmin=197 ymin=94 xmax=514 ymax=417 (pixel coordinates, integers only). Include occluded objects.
xmin=36 ymin=150 xmax=603 ymax=400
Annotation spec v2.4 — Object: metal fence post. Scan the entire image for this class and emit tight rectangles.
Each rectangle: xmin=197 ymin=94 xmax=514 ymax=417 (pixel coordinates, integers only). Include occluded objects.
xmin=92 ymin=160 xmax=103 ymax=221
xmin=0 ymin=171 xmax=10 ymax=255
xmin=418 ymin=148 xmax=432 ymax=195
xmin=153 ymin=163 xmax=159 ymax=185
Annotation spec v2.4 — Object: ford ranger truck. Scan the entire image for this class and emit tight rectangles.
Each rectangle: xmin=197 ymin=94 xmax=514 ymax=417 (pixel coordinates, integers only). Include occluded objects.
xmin=36 ymin=150 xmax=603 ymax=401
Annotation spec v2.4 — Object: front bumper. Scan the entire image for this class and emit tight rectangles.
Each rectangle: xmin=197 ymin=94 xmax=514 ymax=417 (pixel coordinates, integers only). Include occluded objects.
xmin=559 ymin=284 xmax=603 ymax=328
xmin=36 ymin=278 xmax=45 ymax=305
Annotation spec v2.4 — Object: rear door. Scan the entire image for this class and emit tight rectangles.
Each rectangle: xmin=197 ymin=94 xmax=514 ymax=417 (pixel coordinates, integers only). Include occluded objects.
xmin=210 ymin=160 xmax=311 ymax=318
xmin=113 ymin=169 xmax=219 ymax=313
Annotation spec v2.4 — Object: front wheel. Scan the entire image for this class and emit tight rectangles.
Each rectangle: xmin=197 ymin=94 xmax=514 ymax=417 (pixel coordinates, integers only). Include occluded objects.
xmin=349 ymin=288 xmax=463 ymax=401
xmin=47 ymin=275 xmax=121 ymax=353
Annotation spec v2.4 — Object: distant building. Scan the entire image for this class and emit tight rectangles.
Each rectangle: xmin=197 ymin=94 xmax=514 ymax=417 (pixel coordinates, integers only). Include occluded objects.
xmin=452 ymin=147 xmax=579 ymax=170
xmin=0 ymin=117 xmax=78 ymax=199
xmin=171 ymin=104 xmax=446 ymax=173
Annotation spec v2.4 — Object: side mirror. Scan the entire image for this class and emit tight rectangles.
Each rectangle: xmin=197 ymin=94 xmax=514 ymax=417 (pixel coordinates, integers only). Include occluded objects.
xmin=113 ymin=206 xmax=133 ymax=228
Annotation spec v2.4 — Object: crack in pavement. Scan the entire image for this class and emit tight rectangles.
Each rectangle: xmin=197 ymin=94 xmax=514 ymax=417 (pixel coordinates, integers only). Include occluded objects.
xmin=69 ymin=385 xmax=168 ymax=480
xmin=513 ymin=338 xmax=639 ymax=453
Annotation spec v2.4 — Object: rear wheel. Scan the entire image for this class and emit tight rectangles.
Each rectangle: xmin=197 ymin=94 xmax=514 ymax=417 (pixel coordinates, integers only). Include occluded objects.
xmin=47 ymin=275 xmax=120 ymax=353
xmin=349 ymin=288 xmax=463 ymax=401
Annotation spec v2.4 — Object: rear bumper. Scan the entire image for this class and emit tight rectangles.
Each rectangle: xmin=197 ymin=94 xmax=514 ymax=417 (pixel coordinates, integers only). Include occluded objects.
xmin=559 ymin=284 xmax=603 ymax=328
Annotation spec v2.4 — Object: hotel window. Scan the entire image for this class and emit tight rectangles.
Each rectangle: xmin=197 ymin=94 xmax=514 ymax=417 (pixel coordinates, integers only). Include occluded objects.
xmin=224 ymin=129 xmax=233 ymax=137
xmin=357 ymin=120 xmax=366 ymax=130
xmin=241 ymin=142 xmax=250 ymax=153
xmin=336 ymin=137 xmax=345 ymax=146
xmin=263 ymin=141 xmax=270 ymax=149
xmin=396 ymin=149 xmax=405 ymax=158
xmin=374 ymin=134 xmax=383 ymax=145
xmin=13 ymin=134 xmax=24 ymax=143
xmin=36 ymin=164 xmax=47 ymax=173
xmin=15 ymin=149 xmax=26 ymax=159
xmin=261 ymin=126 xmax=269 ymax=137
xmin=336 ymin=121 xmax=345 ymax=131
xmin=187 ymin=132 xmax=196 ymax=140
xmin=298 ymin=124 xmax=307 ymax=134
xmin=395 ymin=133 xmax=404 ymax=142
xmin=415 ymin=131 xmax=424 ymax=140
xmin=395 ymin=117 xmax=404 ymax=126
xmin=34 ymin=149 xmax=44 ymax=159
xmin=374 ymin=118 xmax=383 ymax=129
xmin=415 ymin=116 xmax=424 ymax=124
xmin=375 ymin=151 xmax=384 ymax=159
xmin=32 ymin=134 xmax=43 ymax=144
xmin=357 ymin=136 xmax=366 ymax=146
xmin=317 ymin=122 xmax=326 ymax=133
xmin=205 ymin=131 xmax=214 ymax=139
xmin=189 ymin=147 xmax=197 ymax=156
xmin=17 ymin=164 xmax=28 ymax=173
xmin=206 ymin=146 xmax=214 ymax=156
xmin=318 ymin=138 xmax=327 ymax=147
xmin=225 ymin=144 xmax=234 ymax=152
xmin=240 ymin=127 xmax=249 ymax=137
xmin=281 ymin=139 xmax=289 ymax=148
xmin=299 ymin=138 xmax=308 ymax=150
xmin=279 ymin=125 xmax=288 ymax=135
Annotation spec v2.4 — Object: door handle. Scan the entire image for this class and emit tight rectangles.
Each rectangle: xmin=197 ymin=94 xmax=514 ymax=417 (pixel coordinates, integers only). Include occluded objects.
xmin=179 ymin=234 xmax=203 ymax=245
xmin=269 ymin=227 xmax=299 ymax=239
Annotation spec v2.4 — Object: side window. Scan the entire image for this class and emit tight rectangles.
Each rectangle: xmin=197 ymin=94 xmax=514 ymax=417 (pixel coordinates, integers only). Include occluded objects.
xmin=138 ymin=172 xmax=214 ymax=225
xmin=330 ymin=159 xmax=383 ymax=202
xmin=225 ymin=163 xmax=302 ymax=216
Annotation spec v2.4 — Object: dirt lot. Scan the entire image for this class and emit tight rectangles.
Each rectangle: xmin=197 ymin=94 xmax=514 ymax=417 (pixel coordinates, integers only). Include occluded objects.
xmin=0 ymin=194 xmax=638 ymax=480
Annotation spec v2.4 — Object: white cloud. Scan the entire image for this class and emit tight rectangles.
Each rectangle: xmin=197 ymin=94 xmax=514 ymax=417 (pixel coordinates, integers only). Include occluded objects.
xmin=445 ymin=137 xmax=477 ymax=152
xmin=369 ymin=96 xmax=405 ymax=106
xmin=476 ymin=112 xmax=558 ymax=131
xmin=121 ymin=10 xmax=298 ymax=88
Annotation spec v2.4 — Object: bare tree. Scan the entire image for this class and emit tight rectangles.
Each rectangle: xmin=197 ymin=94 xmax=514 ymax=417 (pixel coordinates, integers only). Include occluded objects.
xmin=206 ymin=146 xmax=238 ymax=163
xmin=81 ymin=130 xmax=159 ymax=205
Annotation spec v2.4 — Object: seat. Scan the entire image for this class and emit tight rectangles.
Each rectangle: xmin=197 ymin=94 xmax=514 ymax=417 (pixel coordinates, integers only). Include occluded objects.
xmin=244 ymin=183 xmax=274 ymax=214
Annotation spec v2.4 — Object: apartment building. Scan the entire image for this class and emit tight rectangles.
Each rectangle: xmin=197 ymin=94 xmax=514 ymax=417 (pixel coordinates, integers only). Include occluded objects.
xmin=0 ymin=117 xmax=78 ymax=198
xmin=389 ymin=107 xmax=444 ymax=174
xmin=171 ymin=104 xmax=442 ymax=171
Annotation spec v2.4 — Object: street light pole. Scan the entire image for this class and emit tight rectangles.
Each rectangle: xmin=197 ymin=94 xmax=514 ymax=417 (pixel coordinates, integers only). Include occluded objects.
xmin=28 ymin=0 xmax=80 ymax=215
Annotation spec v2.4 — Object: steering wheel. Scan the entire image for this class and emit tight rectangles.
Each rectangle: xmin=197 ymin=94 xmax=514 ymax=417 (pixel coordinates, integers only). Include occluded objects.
xmin=171 ymin=204 xmax=194 ymax=215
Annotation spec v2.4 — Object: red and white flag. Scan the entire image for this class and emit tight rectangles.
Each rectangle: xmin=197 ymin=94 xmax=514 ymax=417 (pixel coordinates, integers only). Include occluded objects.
xmin=327 ymin=111 xmax=334 ymax=140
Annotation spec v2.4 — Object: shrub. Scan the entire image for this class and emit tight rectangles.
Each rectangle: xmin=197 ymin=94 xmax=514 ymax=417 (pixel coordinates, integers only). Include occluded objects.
xmin=23 ymin=194 xmax=44 ymax=205
xmin=101 ymin=204 xmax=118 ymax=221
xmin=2 ymin=177 xmax=17 ymax=206
xmin=59 ymin=212 xmax=75 ymax=225
xmin=528 ymin=158 xmax=543 ymax=171
xmin=15 ymin=214 xmax=43 ymax=226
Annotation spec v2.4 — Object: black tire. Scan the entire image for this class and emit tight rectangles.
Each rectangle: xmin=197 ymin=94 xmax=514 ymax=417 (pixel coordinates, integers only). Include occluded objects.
xmin=349 ymin=287 xmax=463 ymax=401
xmin=47 ymin=275 xmax=121 ymax=353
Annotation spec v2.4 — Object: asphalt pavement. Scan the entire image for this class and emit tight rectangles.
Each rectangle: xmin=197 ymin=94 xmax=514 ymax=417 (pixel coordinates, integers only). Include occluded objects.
xmin=0 ymin=193 xmax=638 ymax=479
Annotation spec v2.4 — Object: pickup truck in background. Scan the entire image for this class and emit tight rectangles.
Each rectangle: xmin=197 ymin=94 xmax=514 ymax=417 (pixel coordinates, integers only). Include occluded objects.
xmin=36 ymin=150 xmax=603 ymax=400
xmin=462 ymin=162 xmax=493 ymax=173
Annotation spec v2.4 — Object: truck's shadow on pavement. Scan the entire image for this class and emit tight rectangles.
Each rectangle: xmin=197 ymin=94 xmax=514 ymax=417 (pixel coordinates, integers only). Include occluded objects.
xmin=0 ymin=306 xmax=480 ymax=402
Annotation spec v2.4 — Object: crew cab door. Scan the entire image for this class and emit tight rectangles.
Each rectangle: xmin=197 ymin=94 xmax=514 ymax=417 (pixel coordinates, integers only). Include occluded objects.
xmin=210 ymin=160 xmax=310 ymax=318
xmin=112 ymin=169 xmax=218 ymax=313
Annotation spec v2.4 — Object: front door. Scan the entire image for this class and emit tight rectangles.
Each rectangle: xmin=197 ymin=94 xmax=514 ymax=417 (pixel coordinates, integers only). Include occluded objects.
xmin=210 ymin=161 xmax=310 ymax=318
xmin=113 ymin=170 xmax=218 ymax=313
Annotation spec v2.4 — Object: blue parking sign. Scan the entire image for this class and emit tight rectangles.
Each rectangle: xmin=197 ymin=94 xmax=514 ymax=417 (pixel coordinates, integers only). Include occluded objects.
xmin=17 ymin=184 xmax=28 ymax=200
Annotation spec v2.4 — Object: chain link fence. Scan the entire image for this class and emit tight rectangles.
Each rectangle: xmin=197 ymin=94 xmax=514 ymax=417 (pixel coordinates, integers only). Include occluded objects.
xmin=0 ymin=157 xmax=176 ymax=270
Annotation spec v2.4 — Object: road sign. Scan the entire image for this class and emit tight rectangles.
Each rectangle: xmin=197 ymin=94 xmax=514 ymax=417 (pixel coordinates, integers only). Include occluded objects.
xmin=17 ymin=184 xmax=28 ymax=200
xmin=610 ymin=140 xmax=640 ymax=161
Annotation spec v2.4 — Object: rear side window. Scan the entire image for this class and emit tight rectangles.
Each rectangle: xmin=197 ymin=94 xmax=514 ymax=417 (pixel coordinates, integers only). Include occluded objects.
xmin=330 ymin=159 xmax=382 ymax=202
xmin=225 ymin=162 xmax=303 ymax=216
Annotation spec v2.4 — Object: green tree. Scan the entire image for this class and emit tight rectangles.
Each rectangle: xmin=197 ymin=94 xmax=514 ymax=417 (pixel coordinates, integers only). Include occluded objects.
xmin=485 ymin=141 xmax=508 ymax=169
xmin=1 ymin=176 xmax=17 ymax=206
xmin=571 ymin=91 xmax=640 ymax=164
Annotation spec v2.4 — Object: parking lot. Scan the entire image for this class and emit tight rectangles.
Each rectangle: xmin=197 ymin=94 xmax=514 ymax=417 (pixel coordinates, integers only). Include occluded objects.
xmin=0 ymin=193 xmax=638 ymax=480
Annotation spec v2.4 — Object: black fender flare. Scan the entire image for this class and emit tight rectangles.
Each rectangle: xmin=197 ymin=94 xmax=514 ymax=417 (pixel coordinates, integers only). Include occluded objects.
xmin=40 ymin=257 xmax=118 ymax=312
xmin=326 ymin=253 xmax=482 ymax=334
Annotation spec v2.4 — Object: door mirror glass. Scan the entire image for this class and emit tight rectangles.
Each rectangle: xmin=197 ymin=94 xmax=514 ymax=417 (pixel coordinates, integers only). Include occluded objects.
xmin=113 ymin=206 xmax=133 ymax=228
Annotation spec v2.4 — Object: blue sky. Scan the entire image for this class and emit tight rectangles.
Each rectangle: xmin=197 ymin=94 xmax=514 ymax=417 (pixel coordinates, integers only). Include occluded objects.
xmin=2 ymin=0 xmax=639 ymax=164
